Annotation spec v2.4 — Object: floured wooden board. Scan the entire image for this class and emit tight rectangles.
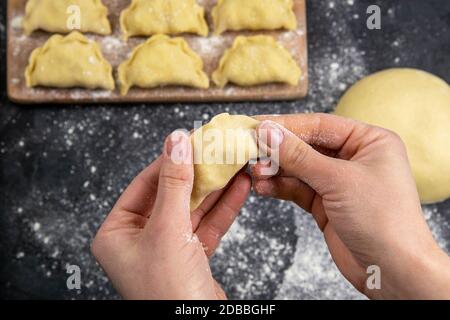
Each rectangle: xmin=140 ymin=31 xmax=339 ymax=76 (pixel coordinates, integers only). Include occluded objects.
xmin=7 ymin=0 xmax=308 ymax=104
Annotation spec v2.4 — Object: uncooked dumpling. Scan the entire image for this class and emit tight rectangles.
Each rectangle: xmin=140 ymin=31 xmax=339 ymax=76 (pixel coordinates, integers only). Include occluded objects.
xmin=118 ymin=35 xmax=209 ymax=95
xmin=25 ymin=31 xmax=115 ymax=90
xmin=120 ymin=0 xmax=208 ymax=39
xmin=191 ymin=113 xmax=260 ymax=211
xmin=212 ymin=36 xmax=301 ymax=88
xmin=212 ymin=0 xmax=297 ymax=35
xmin=22 ymin=0 xmax=111 ymax=35
xmin=335 ymin=68 xmax=450 ymax=203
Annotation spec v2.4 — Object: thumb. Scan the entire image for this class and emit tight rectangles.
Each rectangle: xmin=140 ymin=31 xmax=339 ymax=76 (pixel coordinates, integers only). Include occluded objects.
xmin=148 ymin=130 xmax=193 ymax=229
xmin=257 ymin=120 xmax=347 ymax=195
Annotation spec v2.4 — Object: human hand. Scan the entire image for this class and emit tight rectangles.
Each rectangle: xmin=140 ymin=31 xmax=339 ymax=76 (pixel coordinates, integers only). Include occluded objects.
xmin=92 ymin=130 xmax=251 ymax=299
xmin=251 ymin=113 xmax=450 ymax=299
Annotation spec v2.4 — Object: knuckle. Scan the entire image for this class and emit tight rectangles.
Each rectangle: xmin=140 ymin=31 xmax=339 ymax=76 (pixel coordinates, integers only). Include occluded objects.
xmin=383 ymin=128 xmax=402 ymax=143
xmin=204 ymin=222 xmax=224 ymax=241
xmin=379 ymin=128 xmax=408 ymax=152
xmin=287 ymin=142 xmax=311 ymax=170
xmin=160 ymin=167 xmax=192 ymax=189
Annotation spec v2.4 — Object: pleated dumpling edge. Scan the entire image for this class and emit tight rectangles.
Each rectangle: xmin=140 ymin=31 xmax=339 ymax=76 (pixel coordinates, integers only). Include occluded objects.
xmin=22 ymin=0 xmax=111 ymax=35
xmin=120 ymin=0 xmax=209 ymax=40
xmin=118 ymin=35 xmax=209 ymax=95
xmin=190 ymin=113 xmax=260 ymax=211
xmin=212 ymin=35 xmax=301 ymax=88
xmin=25 ymin=31 xmax=115 ymax=90
xmin=212 ymin=0 xmax=297 ymax=35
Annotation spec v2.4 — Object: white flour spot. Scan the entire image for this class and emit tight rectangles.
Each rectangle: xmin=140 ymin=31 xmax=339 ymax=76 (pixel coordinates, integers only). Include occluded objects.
xmin=276 ymin=207 xmax=363 ymax=300
xmin=101 ymin=36 xmax=125 ymax=51
xmin=11 ymin=16 xmax=23 ymax=29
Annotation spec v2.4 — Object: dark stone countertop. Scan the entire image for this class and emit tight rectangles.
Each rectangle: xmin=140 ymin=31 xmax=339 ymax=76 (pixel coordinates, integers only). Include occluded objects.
xmin=0 ymin=0 xmax=449 ymax=299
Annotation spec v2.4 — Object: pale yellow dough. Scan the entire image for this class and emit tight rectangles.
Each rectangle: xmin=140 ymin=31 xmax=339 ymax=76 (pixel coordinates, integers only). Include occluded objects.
xmin=212 ymin=36 xmax=301 ymax=88
xmin=118 ymin=35 xmax=209 ymax=95
xmin=22 ymin=0 xmax=111 ymax=35
xmin=191 ymin=113 xmax=260 ymax=211
xmin=335 ymin=68 xmax=450 ymax=203
xmin=212 ymin=0 xmax=297 ymax=34
xmin=120 ymin=0 xmax=208 ymax=39
xmin=25 ymin=32 xmax=115 ymax=90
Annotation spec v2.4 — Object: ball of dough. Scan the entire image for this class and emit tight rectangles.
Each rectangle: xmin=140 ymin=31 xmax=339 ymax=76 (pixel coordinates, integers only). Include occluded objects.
xmin=335 ymin=68 xmax=450 ymax=203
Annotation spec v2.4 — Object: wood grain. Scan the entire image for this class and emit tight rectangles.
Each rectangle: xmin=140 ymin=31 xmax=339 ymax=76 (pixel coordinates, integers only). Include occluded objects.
xmin=7 ymin=0 xmax=308 ymax=104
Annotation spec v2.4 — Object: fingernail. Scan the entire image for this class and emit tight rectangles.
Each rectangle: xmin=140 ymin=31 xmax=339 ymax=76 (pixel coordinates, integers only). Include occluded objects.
xmin=259 ymin=121 xmax=284 ymax=148
xmin=165 ymin=130 xmax=191 ymax=163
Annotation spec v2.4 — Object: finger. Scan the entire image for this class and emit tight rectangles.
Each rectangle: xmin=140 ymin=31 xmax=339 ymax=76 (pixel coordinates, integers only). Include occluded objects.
xmin=323 ymin=224 xmax=367 ymax=293
xmin=191 ymin=189 xmax=226 ymax=231
xmin=147 ymin=130 xmax=193 ymax=231
xmin=253 ymin=113 xmax=362 ymax=153
xmin=251 ymin=160 xmax=288 ymax=179
xmin=251 ymin=145 xmax=338 ymax=180
xmin=195 ymin=172 xmax=251 ymax=257
xmin=112 ymin=156 xmax=163 ymax=217
xmin=97 ymin=157 xmax=163 ymax=234
xmin=257 ymin=121 xmax=349 ymax=195
xmin=310 ymin=197 xmax=329 ymax=232
xmin=253 ymin=176 xmax=329 ymax=230
xmin=253 ymin=176 xmax=314 ymax=210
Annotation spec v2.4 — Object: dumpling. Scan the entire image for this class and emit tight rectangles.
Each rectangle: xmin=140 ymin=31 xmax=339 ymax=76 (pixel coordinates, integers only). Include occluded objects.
xmin=118 ymin=35 xmax=209 ymax=95
xmin=120 ymin=0 xmax=208 ymax=39
xmin=212 ymin=36 xmax=301 ymax=88
xmin=212 ymin=0 xmax=297 ymax=35
xmin=25 ymin=31 xmax=115 ymax=90
xmin=22 ymin=0 xmax=111 ymax=35
xmin=190 ymin=113 xmax=260 ymax=211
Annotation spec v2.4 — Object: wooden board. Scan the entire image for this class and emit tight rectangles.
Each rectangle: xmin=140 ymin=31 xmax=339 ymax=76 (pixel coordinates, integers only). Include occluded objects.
xmin=7 ymin=0 xmax=308 ymax=104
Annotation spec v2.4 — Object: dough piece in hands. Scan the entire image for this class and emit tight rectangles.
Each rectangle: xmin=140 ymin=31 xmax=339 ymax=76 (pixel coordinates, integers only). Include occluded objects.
xmin=191 ymin=113 xmax=260 ymax=211
xmin=22 ymin=0 xmax=111 ymax=35
xmin=118 ymin=35 xmax=209 ymax=95
xmin=212 ymin=36 xmax=301 ymax=88
xmin=120 ymin=0 xmax=208 ymax=39
xmin=212 ymin=0 xmax=297 ymax=35
xmin=335 ymin=68 xmax=450 ymax=203
xmin=25 ymin=31 xmax=115 ymax=90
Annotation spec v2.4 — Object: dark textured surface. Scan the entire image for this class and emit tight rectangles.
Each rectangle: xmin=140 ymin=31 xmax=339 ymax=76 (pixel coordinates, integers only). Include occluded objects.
xmin=0 ymin=0 xmax=449 ymax=300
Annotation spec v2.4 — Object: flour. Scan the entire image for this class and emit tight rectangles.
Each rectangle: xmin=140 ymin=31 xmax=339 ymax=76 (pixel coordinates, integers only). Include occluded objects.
xmin=192 ymin=36 xmax=224 ymax=56
xmin=11 ymin=15 xmax=23 ymax=30
xmin=2 ymin=0 xmax=449 ymax=301
xmin=101 ymin=36 xmax=125 ymax=52
xmin=304 ymin=2 xmax=368 ymax=113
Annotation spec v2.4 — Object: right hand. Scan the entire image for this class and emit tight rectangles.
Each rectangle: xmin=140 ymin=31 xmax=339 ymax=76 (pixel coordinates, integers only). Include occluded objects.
xmin=251 ymin=113 xmax=450 ymax=299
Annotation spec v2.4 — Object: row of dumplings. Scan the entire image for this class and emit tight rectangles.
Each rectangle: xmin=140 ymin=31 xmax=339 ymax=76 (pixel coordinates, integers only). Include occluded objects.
xmin=23 ymin=0 xmax=298 ymax=38
xmin=25 ymin=32 xmax=302 ymax=95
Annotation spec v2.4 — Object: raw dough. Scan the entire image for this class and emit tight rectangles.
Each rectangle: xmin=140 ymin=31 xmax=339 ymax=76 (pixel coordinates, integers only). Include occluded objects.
xmin=22 ymin=0 xmax=111 ymax=35
xmin=120 ymin=0 xmax=208 ymax=39
xmin=118 ymin=35 xmax=209 ymax=95
xmin=25 ymin=31 xmax=115 ymax=90
xmin=212 ymin=0 xmax=297 ymax=35
xmin=335 ymin=68 xmax=450 ymax=203
xmin=212 ymin=36 xmax=301 ymax=88
xmin=191 ymin=113 xmax=260 ymax=211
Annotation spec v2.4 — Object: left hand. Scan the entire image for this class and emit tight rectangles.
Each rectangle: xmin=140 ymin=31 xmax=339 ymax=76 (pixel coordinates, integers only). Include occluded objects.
xmin=92 ymin=130 xmax=251 ymax=299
